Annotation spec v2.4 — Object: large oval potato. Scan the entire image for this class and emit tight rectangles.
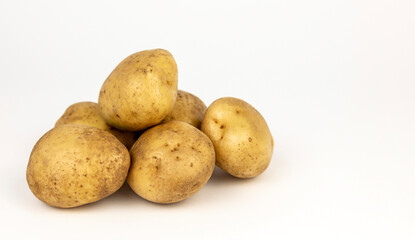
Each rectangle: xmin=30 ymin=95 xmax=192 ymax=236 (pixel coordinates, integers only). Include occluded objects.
xmin=55 ymin=102 xmax=136 ymax=149
xmin=98 ymin=49 xmax=178 ymax=131
xmin=201 ymin=97 xmax=273 ymax=178
xmin=26 ymin=124 xmax=130 ymax=208
xmin=127 ymin=121 xmax=215 ymax=204
xmin=163 ymin=90 xmax=207 ymax=129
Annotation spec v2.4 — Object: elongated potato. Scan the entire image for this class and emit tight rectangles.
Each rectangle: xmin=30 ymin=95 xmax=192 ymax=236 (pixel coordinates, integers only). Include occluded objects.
xmin=127 ymin=121 xmax=215 ymax=203
xmin=98 ymin=49 xmax=178 ymax=131
xmin=55 ymin=102 xmax=136 ymax=149
xmin=201 ymin=97 xmax=273 ymax=178
xmin=26 ymin=124 xmax=130 ymax=208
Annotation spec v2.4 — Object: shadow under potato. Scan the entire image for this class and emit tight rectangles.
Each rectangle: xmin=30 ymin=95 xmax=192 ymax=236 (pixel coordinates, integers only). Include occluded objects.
xmin=207 ymin=166 xmax=253 ymax=185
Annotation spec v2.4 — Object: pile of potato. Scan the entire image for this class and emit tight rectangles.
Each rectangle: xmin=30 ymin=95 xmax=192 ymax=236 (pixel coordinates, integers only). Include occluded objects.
xmin=26 ymin=49 xmax=274 ymax=208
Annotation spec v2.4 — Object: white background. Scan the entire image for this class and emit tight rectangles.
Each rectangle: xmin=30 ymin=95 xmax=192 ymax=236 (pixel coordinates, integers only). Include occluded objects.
xmin=0 ymin=0 xmax=414 ymax=239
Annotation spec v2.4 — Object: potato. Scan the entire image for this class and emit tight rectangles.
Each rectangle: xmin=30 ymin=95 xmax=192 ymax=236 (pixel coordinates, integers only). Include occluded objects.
xmin=163 ymin=90 xmax=207 ymax=129
xmin=127 ymin=121 xmax=215 ymax=203
xmin=55 ymin=101 xmax=136 ymax=149
xmin=201 ymin=97 xmax=273 ymax=178
xmin=26 ymin=124 xmax=130 ymax=208
xmin=98 ymin=49 xmax=178 ymax=131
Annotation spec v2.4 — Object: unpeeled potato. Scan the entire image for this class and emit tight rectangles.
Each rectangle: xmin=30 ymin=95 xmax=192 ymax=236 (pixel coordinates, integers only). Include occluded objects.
xmin=201 ymin=97 xmax=273 ymax=178
xmin=26 ymin=124 xmax=130 ymax=208
xmin=163 ymin=90 xmax=207 ymax=129
xmin=127 ymin=121 xmax=215 ymax=203
xmin=55 ymin=102 xmax=137 ymax=149
xmin=98 ymin=49 xmax=178 ymax=131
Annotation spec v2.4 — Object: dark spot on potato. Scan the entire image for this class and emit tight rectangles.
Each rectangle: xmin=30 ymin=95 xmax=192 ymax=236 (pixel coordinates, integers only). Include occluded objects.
xmin=155 ymin=166 xmax=159 ymax=170
xmin=116 ymin=114 xmax=120 ymax=118
xmin=80 ymin=185 xmax=83 ymax=188
xmin=249 ymin=137 xmax=252 ymax=142
xmin=236 ymin=110 xmax=240 ymax=114
xmin=220 ymin=125 xmax=225 ymax=129
xmin=176 ymin=156 xmax=180 ymax=161
xmin=190 ymin=163 xmax=193 ymax=167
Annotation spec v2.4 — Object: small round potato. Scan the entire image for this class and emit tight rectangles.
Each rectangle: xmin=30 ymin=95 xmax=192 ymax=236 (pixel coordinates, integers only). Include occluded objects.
xmin=201 ymin=97 xmax=273 ymax=178
xmin=98 ymin=49 xmax=178 ymax=131
xmin=26 ymin=124 xmax=130 ymax=208
xmin=55 ymin=102 xmax=136 ymax=149
xmin=163 ymin=90 xmax=207 ymax=129
xmin=127 ymin=121 xmax=215 ymax=203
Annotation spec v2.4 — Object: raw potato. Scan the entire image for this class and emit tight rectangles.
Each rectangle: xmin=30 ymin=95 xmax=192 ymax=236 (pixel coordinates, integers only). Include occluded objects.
xmin=163 ymin=90 xmax=207 ymax=129
xmin=201 ymin=97 xmax=273 ymax=178
xmin=55 ymin=102 xmax=136 ymax=149
xmin=98 ymin=49 xmax=178 ymax=131
xmin=26 ymin=124 xmax=130 ymax=208
xmin=127 ymin=121 xmax=215 ymax=203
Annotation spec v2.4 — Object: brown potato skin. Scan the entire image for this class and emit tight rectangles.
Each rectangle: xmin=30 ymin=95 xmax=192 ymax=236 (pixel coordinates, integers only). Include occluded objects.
xmin=127 ymin=121 xmax=215 ymax=204
xmin=98 ymin=49 xmax=178 ymax=131
xmin=163 ymin=90 xmax=207 ymax=129
xmin=55 ymin=102 xmax=136 ymax=149
xmin=201 ymin=97 xmax=273 ymax=178
xmin=26 ymin=124 xmax=130 ymax=208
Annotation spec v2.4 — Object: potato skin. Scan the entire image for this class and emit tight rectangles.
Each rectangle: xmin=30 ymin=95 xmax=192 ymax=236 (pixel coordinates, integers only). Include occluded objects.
xmin=127 ymin=121 xmax=215 ymax=204
xmin=163 ymin=90 xmax=207 ymax=129
xmin=55 ymin=101 xmax=136 ymax=149
xmin=98 ymin=49 xmax=178 ymax=131
xmin=26 ymin=124 xmax=130 ymax=208
xmin=201 ymin=97 xmax=273 ymax=178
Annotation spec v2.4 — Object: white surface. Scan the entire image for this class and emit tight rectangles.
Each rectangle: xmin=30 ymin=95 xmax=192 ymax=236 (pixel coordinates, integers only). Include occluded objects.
xmin=1 ymin=0 xmax=414 ymax=239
